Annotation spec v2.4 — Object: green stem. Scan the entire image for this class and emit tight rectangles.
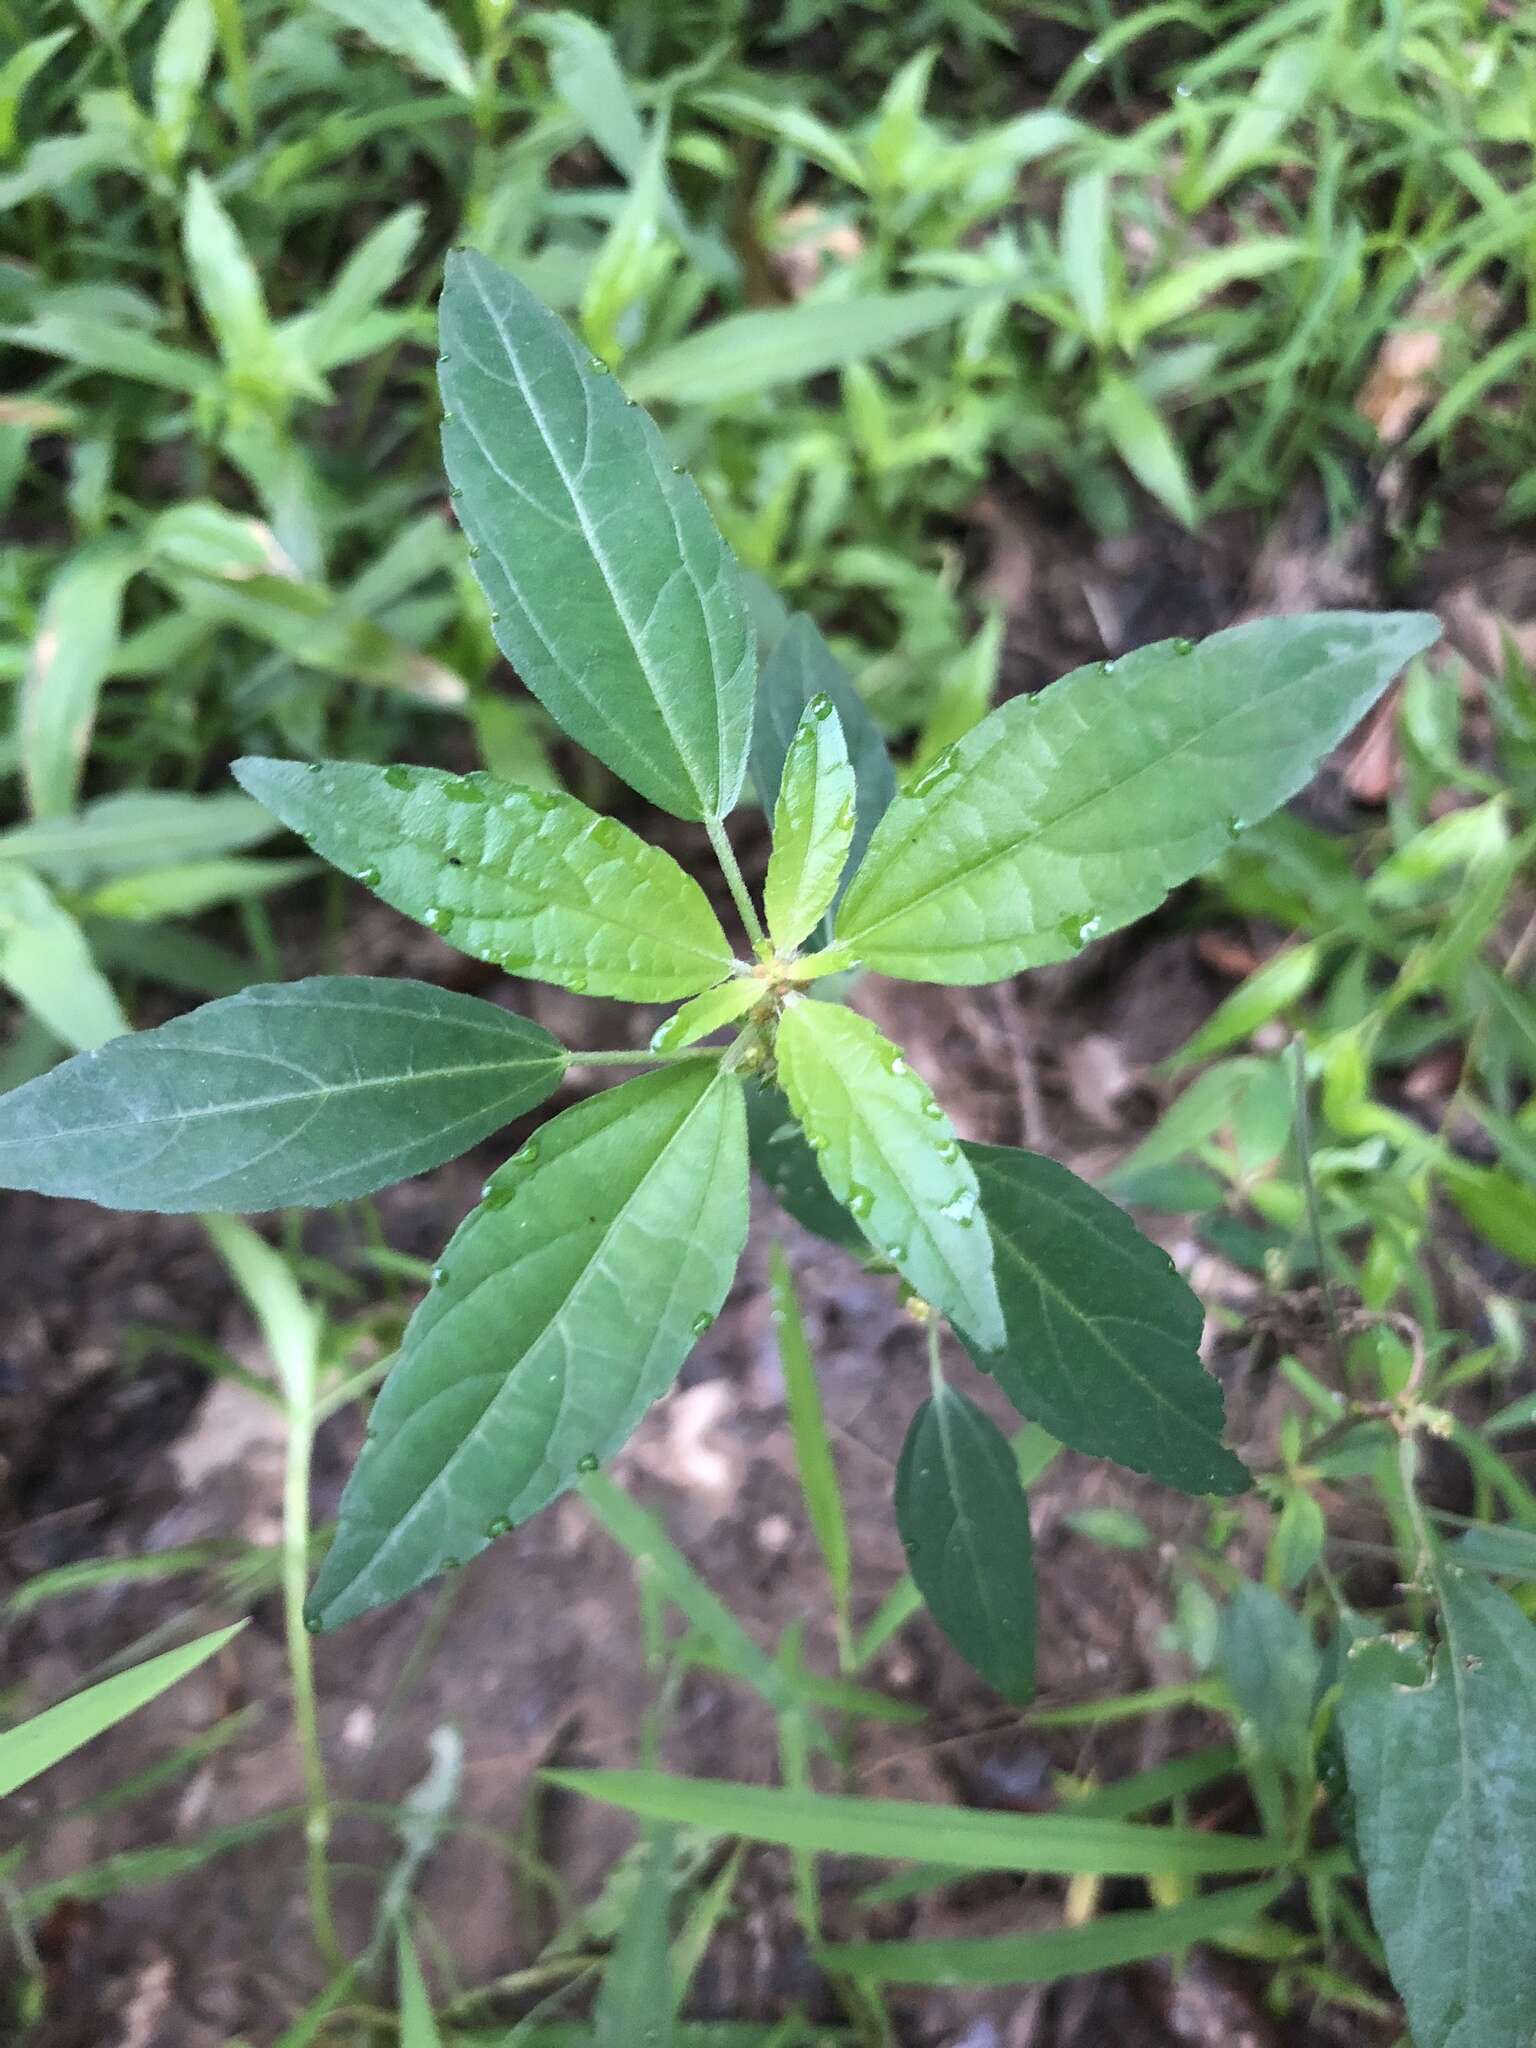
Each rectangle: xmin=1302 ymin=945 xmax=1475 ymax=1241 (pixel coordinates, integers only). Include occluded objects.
xmin=706 ymin=816 xmax=767 ymax=952
xmin=283 ymin=1379 xmax=345 ymax=1971
xmin=926 ymin=1313 xmax=946 ymax=1398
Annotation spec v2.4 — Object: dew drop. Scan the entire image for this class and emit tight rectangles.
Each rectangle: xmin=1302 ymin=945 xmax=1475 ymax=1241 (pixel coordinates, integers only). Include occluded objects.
xmin=670 ymin=462 xmax=685 ymax=474
xmin=920 ymin=1098 xmax=947 ymax=1121
xmin=807 ymin=1134 xmax=828 ymax=1153
xmin=884 ymin=1242 xmax=907 ymax=1262
xmin=1083 ymin=41 xmax=1104 ymax=63
xmin=590 ymin=816 xmax=624 ymax=849
xmin=566 ymin=972 xmax=589 ymax=994
xmin=482 ymin=1181 xmax=515 ymax=1211
xmin=305 ymin=1614 xmax=323 ymax=1633
xmin=525 ymin=788 xmax=561 ymax=812
xmin=468 ymin=543 xmax=481 ymax=558
xmin=910 ymin=747 xmax=958 ymax=798
xmin=589 ymin=355 xmax=610 ymax=372
xmin=443 ymin=776 xmax=488 ymax=804
xmin=384 ymin=764 xmax=412 ymax=790
xmin=833 ymin=799 xmax=856 ymax=833
xmin=690 ymin=1311 xmax=715 ymax=1335
xmin=941 ymin=1190 xmax=978 ymax=1226
xmin=937 ymin=1137 xmax=960 ymax=1163
xmin=887 ymin=1052 xmax=908 ymax=1076
xmin=432 ymin=1264 xmax=449 ymax=1286
xmin=808 ymin=692 xmax=834 ymax=720
xmin=442 ymin=1556 xmax=461 ymax=1572
xmin=357 ymin=865 xmax=381 ymax=888
xmin=847 ymin=1186 xmax=875 ymax=1218
xmin=1223 ymin=815 xmax=1244 ymax=841
xmin=513 ymin=1139 xmax=540 ymax=1167
xmin=485 ymin=1516 xmax=510 ymax=1538
xmin=1175 ymin=81 xmax=1193 ymax=98
xmin=1100 ymin=658 xmax=1118 ymax=674
xmin=502 ymin=951 xmax=535 ymax=975
xmin=424 ymin=906 xmax=456 ymax=935
xmin=1173 ymin=635 xmax=1194 ymax=654
xmin=576 ymin=1452 xmax=600 ymax=1474
xmin=305 ymin=760 xmax=323 ymax=775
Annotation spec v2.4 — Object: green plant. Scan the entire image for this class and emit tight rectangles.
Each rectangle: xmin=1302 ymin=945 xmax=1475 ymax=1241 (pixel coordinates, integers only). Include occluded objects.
xmin=0 ymin=252 xmax=1433 ymax=1661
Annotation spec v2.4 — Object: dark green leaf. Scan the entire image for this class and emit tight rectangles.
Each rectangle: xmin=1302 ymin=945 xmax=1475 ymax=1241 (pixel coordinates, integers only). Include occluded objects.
xmin=0 ymin=978 xmax=566 ymax=1213
xmin=895 ymin=1386 xmax=1035 ymax=1703
xmin=960 ymin=1147 xmax=1248 ymax=1494
xmin=307 ymin=1063 xmax=748 ymax=1629
xmin=439 ymin=252 xmax=754 ymax=821
xmin=1218 ymin=1582 xmax=1321 ymax=1775
xmin=832 ymin=613 xmax=1440 ymax=984
xmin=744 ymin=1079 xmax=864 ymax=1253
xmin=1341 ymin=1572 xmax=1536 ymax=2048
xmin=775 ymin=1000 xmax=1002 ymax=1344
xmin=233 ymin=758 xmax=734 ymax=1002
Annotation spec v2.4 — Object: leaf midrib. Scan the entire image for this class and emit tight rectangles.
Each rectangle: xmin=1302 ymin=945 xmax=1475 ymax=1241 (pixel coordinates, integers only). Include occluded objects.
xmin=462 ymin=262 xmax=724 ymax=816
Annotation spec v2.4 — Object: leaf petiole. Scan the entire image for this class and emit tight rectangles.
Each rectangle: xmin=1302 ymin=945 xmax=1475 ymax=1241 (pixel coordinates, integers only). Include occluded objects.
xmin=706 ymin=815 xmax=768 ymax=952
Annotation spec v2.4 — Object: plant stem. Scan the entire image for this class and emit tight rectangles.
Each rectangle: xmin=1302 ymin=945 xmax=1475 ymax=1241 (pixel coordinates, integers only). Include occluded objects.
xmin=1290 ymin=1037 xmax=1347 ymax=1381
xmin=283 ymin=1376 xmax=345 ymax=1971
xmin=926 ymin=1313 xmax=945 ymax=1397
xmin=706 ymin=816 xmax=767 ymax=951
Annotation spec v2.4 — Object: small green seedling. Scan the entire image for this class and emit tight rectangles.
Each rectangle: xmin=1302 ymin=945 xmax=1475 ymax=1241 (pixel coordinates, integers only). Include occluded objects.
xmin=0 ymin=254 xmax=1438 ymax=1686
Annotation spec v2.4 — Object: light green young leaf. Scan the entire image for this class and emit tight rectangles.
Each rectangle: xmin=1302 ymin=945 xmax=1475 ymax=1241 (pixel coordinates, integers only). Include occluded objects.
xmin=0 ymin=29 xmax=73 ymax=158
xmin=1188 ymin=43 xmax=1316 ymax=206
xmin=546 ymin=1769 xmax=1284 ymax=1875
xmin=1059 ymin=171 xmax=1114 ymax=345
xmin=233 ymin=758 xmax=734 ymax=1002
xmin=309 ymin=0 xmax=474 ymax=98
xmin=959 ymin=1147 xmax=1248 ymax=1495
xmin=439 ymin=251 xmax=755 ymax=822
xmin=182 ymin=173 xmax=296 ymax=389
xmin=833 ymin=613 xmax=1440 ymax=985
xmin=0 ymin=308 xmax=215 ymax=394
xmin=764 ymin=698 xmax=856 ymax=952
xmin=0 ymin=863 xmax=126 ymax=1050
xmin=750 ymin=613 xmax=896 ymax=925
xmin=774 ymin=1001 xmax=1002 ymax=1345
xmin=651 ymin=978 xmax=759 ymax=1052
xmin=21 ymin=538 xmax=139 ymax=819
xmin=0 ymin=1624 xmax=243 ymax=1799
xmin=895 ymin=1385 xmax=1035 ymax=1703
xmin=307 ymin=1063 xmax=748 ymax=1629
xmin=151 ymin=0 xmax=215 ymax=163
xmin=1340 ymin=1572 xmax=1536 ymax=2048
xmin=1117 ymin=239 xmax=1305 ymax=352
xmin=284 ymin=204 xmax=425 ymax=375
xmin=0 ymin=977 xmax=566 ymax=1212
xmin=1092 ymin=373 xmax=1198 ymax=527
xmin=626 ymin=288 xmax=990 ymax=407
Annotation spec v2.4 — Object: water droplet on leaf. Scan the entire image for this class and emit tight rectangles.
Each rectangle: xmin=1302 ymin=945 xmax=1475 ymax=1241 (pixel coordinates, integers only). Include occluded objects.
xmin=1173 ymin=635 xmax=1194 ymax=654
xmin=424 ymin=907 xmax=456 ymax=935
xmin=576 ymin=1452 xmax=600 ymax=1473
xmin=431 ymin=1264 xmax=449 ymax=1287
xmin=847 ymin=1186 xmax=875 ymax=1218
xmin=485 ymin=1516 xmax=510 ymax=1538
xmin=384 ymin=765 xmax=412 ymax=790
xmin=690 ymin=1311 xmax=715 ymax=1335
xmin=357 ymin=866 xmax=381 ymax=888
xmin=808 ymin=692 xmax=834 ymax=720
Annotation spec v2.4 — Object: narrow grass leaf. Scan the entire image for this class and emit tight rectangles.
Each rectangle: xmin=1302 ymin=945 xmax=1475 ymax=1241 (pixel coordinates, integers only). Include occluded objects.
xmin=397 ymin=1927 xmax=443 ymax=2048
xmin=821 ymin=1877 xmax=1286 ymax=1985
xmin=769 ymin=1247 xmax=850 ymax=1622
xmin=0 ymin=862 xmax=126 ymax=1050
xmin=0 ymin=1624 xmax=243 ymax=1798
xmin=310 ymin=0 xmax=473 ymax=97
xmin=544 ymin=1771 xmax=1285 ymax=1876
xmin=20 ymin=539 xmax=138 ymax=818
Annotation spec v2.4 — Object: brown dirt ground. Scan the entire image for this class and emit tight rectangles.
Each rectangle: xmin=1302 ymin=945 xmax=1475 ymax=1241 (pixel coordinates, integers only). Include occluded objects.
xmin=3 ymin=485 xmax=1530 ymax=2048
